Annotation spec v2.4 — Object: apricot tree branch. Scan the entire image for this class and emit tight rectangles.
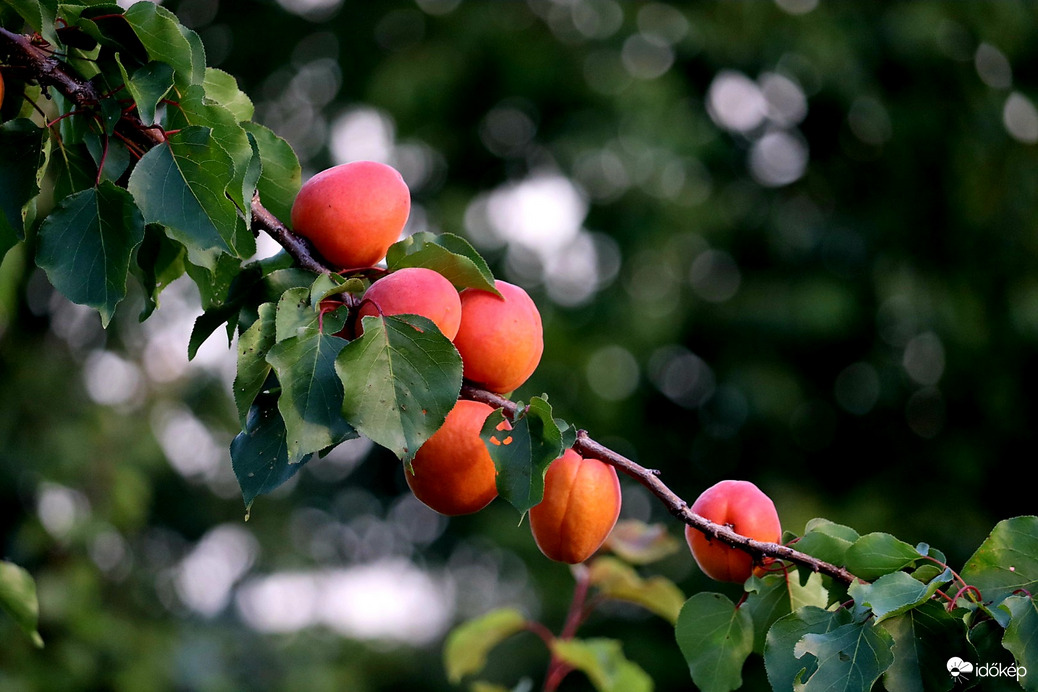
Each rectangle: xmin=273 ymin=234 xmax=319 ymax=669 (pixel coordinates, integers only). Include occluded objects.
xmin=5 ymin=27 xmax=860 ymax=586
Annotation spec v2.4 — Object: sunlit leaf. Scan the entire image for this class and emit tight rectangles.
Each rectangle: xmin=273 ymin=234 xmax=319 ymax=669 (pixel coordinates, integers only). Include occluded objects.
xmin=587 ymin=556 xmax=685 ymax=624
xmin=241 ymin=122 xmax=301 ymax=223
xmin=603 ymin=520 xmax=681 ymax=565
xmin=960 ymin=516 xmax=1038 ymax=606
xmin=203 ymin=67 xmax=254 ymax=121
xmin=444 ymin=608 xmax=527 ymax=684
xmin=844 ymin=532 xmax=923 ymax=581
xmin=386 ymin=232 xmax=499 ymax=294
xmin=551 ymin=637 xmax=653 ymax=692
xmin=0 ymin=560 xmax=43 ymax=648
xmin=848 ymin=568 xmax=953 ymax=623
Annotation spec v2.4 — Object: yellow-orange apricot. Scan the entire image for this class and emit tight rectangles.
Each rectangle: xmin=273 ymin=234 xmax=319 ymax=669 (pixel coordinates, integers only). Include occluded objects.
xmin=405 ymin=400 xmax=497 ymax=516
xmin=453 ymin=280 xmax=543 ymax=393
xmin=529 ymin=449 xmax=621 ymax=564
xmin=685 ymin=480 xmax=782 ymax=583
xmin=290 ymin=160 xmax=410 ymax=270
xmin=357 ymin=267 xmax=462 ymax=339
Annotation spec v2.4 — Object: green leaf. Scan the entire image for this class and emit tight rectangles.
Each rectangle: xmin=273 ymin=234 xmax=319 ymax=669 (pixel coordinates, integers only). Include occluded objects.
xmin=443 ymin=608 xmax=527 ymax=684
xmin=5 ymin=0 xmax=58 ymax=46
xmin=234 ymin=302 xmax=276 ymax=428
xmin=241 ymin=122 xmax=301 ymax=223
xmin=1000 ymin=595 xmax=1038 ymax=690
xmin=844 ymin=532 xmax=922 ymax=581
xmin=551 ymin=638 xmax=653 ymax=692
xmin=744 ymin=572 xmax=829 ymax=654
xmin=133 ymin=225 xmax=185 ymax=320
xmin=48 ymin=141 xmax=95 ymax=205
xmin=336 ymin=314 xmax=463 ymax=461
xmin=796 ymin=519 xmax=860 ymax=566
xmin=84 ymin=132 xmax=131 ymax=187
xmin=114 ymin=55 xmax=174 ymax=126
xmin=274 ymin=286 xmax=317 ymax=342
xmin=0 ymin=119 xmax=45 ymax=259
xmin=793 ymin=619 xmax=895 ymax=692
xmin=267 ymin=309 xmax=355 ymax=464
xmin=127 ymin=126 xmax=243 ymax=270
xmin=602 ymin=520 xmax=682 ymax=565
xmin=960 ymin=516 xmax=1038 ymax=607
xmin=230 ymin=395 xmax=311 ymax=514
xmin=587 ymin=556 xmax=685 ymax=624
xmin=880 ymin=600 xmax=967 ymax=692
xmin=764 ymin=606 xmax=853 ymax=692
xmin=35 ymin=182 xmax=145 ymax=327
xmin=386 ymin=232 xmax=499 ymax=294
xmin=123 ymin=2 xmax=202 ymax=88
xmin=203 ymin=67 xmax=255 ymax=121
xmin=675 ymin=592 xmax=754 ymax=692
xmin=0 ymin=560 xmax=43 ymax=648
xmin=480 ymin=396 xmax=563 ymax=516
xmin=848 ymin=569 xmax=953 ymax=624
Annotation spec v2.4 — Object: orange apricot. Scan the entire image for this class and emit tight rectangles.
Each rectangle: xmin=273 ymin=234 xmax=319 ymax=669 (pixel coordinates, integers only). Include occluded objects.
xmin=684 ymin=480 xmax=782 ymax=583
xmin=453 ymin=280 xmax=543 ymax=393
xmin=405 ymin=399 xmax=498 ymax=516
xmin=529 ymin=449 xmax=622 ymax=564
xmin=357 ymin=267 xmax=462 ymax=339
xmin=290 ymin=160 xmax=410 ymax=270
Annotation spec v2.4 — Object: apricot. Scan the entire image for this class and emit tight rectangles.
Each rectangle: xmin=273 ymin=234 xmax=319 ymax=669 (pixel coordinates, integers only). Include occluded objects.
xmin=290 ymin=160 xmax=410 ymax=270
xmin=0 ymin=71 xmax=4 ymax=111
xmin=405 ymin=399 xmax=498 ymax=516
xmin=357 ymin=267 xmax=462 ymax=339
xmin=685 ymin=480 xmax=782 ymax=583
xmin=453 ymin=280 xmax=543 ymax=393
xmin=529 ymin=449 xmax=621 ymax=564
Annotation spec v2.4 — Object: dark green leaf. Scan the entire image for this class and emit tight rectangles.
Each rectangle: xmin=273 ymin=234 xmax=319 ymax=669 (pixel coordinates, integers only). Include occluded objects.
xmin=793 ymin=619 xmax=895 ymax=692
xmin=675 ymin=592 xmax=753 ymax=692
xmin=115 ymin=55 xmax=174 ymax=126
xmin=880 ymin=600 xmax=967 ymax=692
xmin=848 ymin=569 xmax=953 ymax=623
xmin=844 ymin=532 xmax=923 ymax=581
xmin=336 ymin=314 xmax=462 ymax=461
xmin=0 ymin=560 xmax=43 ymax=648
xmin=84 ymin=132 xmax=131 ymax=186
xmin=744 ymin=571 xmax=829 ymax=654
xmin=48 ymin=140 xmax=95 ymax=206
xmin=5 ymin=0 xmax=58 ymax=46
xmin=386 ymin=232 xmax=499 ymax=294
xmin=35 ymin=182 xmax=145 ymax=327
xmin=230 ymin=395 xmax=311 ymax=515
xmin=960 ymin=516 xmax=1038 ymax=606
xmin=0 ymin=119 xmax=45 ymax=259
xmin=479 ymin=396 xmax=563 ymax=515
xmin=123 ymin=2 xmax=201 ymax=88
xmin=133 ymin=225 xmax=185 ymax=321
xmin=241 ymin=122 xmax=301 ymax=223
xmin=1000 ymin=595 xmax=1038 ymax=690
xmin=551 ymin=638 xmax=653 ymax=692
xmin=234 ymin=302 xmax=276 ymax=428
xmin=444 ymin=608 xmax=527 ymax=684
xmin=764 ymin=606 xmax=853 ymax=692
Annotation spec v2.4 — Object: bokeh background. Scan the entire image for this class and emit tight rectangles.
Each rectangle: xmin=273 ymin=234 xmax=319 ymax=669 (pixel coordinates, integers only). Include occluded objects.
xmin=2 ymin=0 xmax=1037 ymax=690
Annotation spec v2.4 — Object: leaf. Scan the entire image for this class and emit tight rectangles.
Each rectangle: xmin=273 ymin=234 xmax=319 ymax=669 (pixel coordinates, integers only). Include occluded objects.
xmin=587 ymin=556 xmax=685 ymax=624
xmin=443 ymin=608 xmax=527 ymax=684
xmin=241 ymin=122 xmax=301 ymax=223
xmin=848 ymin=569 xmax=953 ymax=624
xmin=336 ymin=314 xmax=462 ymax=461
xmin=602 ymin=520 xmax=682 ymax=565
xmin=203 ymin=67 xmax=254 ymax=121
xmin=793 ymin=620 xmax=895 ymax=692
xmin=234 ymin=302 xmax=276 ymax=427
xmin=960 ymin=516 xmax=1038 ymax=606
xmin=35 ymin=182 xmax=146 ymax=327
xmin=133 ymin=225 xmax=185 ymax=320
xmin=479 ymin=396 xmax=564 ymax=515
xmin=84 ymin=132 xmax=131 ymax=187
xmin=844 ymin=532 xmax=923 ymax=581
xmin=0 ymin=560 xmax=43 ymax=648
xmin=386 ymin=232 xmax=499 ymax=294
xmin=274 ymin=287 xmax=317 ymax=342
xmin=744 ymin=572 xmax=829 ymax=654
xmin=5 ymin=0 xmax=58 ymax=46
xmin=764 ymin=606 xmax=853 ymax=692
xmin=675 ymin=592 xmax=754 ymax=692
xmin=123 ymin=2 xmax=202 ymax=88
xmin=795 ymin=519 xmax=861 ymax=566
xmin=267 ymin=309 xmax=355 ymax=464
xmin=127 ymin=126 xmax=243 ymax=270
xmin=880 ymin=600 xmax=968 ymax=692
xmin=0 ymin=119 xmax=45 ymax=259
xmin=551 ymin=638 xmax=653 ymax=692
xmin=1000 ymin=595 xmax=1038 ymax=690
xmin=114 ymin=56 xmax=174 ymax=126
xmin=230 ymin=395 xmax=311 ymax=514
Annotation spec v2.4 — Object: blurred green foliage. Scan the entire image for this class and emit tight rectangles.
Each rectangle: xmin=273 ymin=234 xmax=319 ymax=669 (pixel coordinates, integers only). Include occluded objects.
xmin=2 ymin=1 xmax=1037 ymax=690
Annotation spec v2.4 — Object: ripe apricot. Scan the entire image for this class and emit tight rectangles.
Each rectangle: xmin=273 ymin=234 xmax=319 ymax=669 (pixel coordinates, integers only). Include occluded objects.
xmin=357 ymin=267 xmax=462 ymax=339
xmin=453 ymin=280 xmax=543 ymax=393
xmin=405 ymin=400 xmax=497 ymax=516
xmin=685 ymin=480 xmax=782 ymax=583
xmin=529 ymin=449 xmax=621 ymax=564
xmin=290 ymin=160 xmax=410 ymax=270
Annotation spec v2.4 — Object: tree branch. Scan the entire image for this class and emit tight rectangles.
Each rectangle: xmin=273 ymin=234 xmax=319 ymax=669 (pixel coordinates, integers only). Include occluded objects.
xmin=2 ymin=27 xmax=860 ymax=586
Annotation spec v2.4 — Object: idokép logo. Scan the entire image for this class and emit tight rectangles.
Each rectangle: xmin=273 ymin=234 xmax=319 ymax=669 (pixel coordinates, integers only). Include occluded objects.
xmin=947 ymin=656 xmax=1026 ymax=684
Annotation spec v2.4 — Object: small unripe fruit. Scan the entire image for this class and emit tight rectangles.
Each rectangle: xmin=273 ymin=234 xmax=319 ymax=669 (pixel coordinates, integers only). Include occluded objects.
xmin=405 ymin=400 xmax=497 ymax=516
xmin=290 ymin=160 xmax=410 ymax=270
xmin=685 ymin=480 xmax=782 ymax=583
xmin=529 ymin=449 xmax=621 ymax=564
xmin=357 ymin=267 xmax=462 ymax=339
xmin=453 ymin=280 xmax=543 ymax=393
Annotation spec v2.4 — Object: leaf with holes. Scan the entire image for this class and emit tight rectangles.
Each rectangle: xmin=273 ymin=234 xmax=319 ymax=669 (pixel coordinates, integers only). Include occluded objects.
xmin=793 ymin=619 xmax=894 ymax=692
xmin=335 ymin=314 xmax=462 ymax=461
xmin=35 ymin=181 xmax=145 ymax=327
xmin=675 ymin=592 xmax=754 ymax=692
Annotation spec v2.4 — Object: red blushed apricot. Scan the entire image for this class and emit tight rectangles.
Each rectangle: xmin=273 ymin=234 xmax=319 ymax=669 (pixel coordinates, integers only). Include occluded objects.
xmin=290 ymin=160 xmax=410 ymax=270
xmin=405 ymin=400 xmax=497 ymax=516
xmin=529 ymin=449 xmax=622 ymax=564
xmin=0 ymin=72 xmax=5 ymax=111
xmin=453 ymin=280 xmax=543 ymax=393
xmin=357 ymin=267 xmax=462 ymax=339
xmin=685 ymin=480 xmax=782 ymax=583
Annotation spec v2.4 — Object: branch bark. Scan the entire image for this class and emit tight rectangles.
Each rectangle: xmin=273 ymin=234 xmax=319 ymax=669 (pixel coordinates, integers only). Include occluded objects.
xmin=1 ymin=27 xmax=860 ymax=586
